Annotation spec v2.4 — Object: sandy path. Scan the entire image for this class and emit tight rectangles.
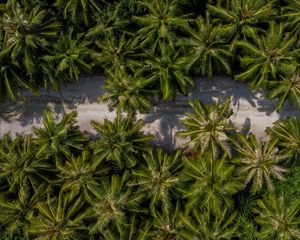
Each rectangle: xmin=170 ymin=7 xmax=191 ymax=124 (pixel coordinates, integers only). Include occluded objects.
xmin=0 ymin=75 xmax=298 ymax=149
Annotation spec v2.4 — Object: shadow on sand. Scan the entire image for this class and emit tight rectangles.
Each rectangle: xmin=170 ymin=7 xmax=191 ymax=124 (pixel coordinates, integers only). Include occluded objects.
xmin=0 ymin=75 xmax=105 ymax=126
xmin=0 ymin=75 xmax=299 ymax=149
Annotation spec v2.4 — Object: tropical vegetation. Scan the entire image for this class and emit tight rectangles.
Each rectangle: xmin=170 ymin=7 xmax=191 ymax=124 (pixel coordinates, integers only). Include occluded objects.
xmin=0 ymin=0 xmax=299 ymax=110
xmin=0 ymin=101 xmax=298 ymax=239
xmin=0 ymin=0 xmax=300 ymax=239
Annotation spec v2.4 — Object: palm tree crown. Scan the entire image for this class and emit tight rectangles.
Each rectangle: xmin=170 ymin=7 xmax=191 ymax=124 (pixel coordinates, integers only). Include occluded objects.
xmin=27 ymin=192 xmax=91 ymax=239
xmin=90 ymin=114 xmax=153 ymax=169
xmin=1 ymin=5 xmax=61 ymax=73
xmin=254 ymin=194 xmax=300 ymax=240
xmin=267 ymin=117 xmax=300 ymax=165
xmin=42 ymin=30 xmax=92 ymax=82
xmin=0 ymin=135 xmax=54 ymax=191
xmin=133 ymin=0 xmax=192 ymax=52
xmin=181 ymin=14 xmax=232 ymax=78
xmin=33 ymin=110 xmax=87 ymax=160
xmin=177 ymin=98 xmax=234 ymax=158
xmin=232 ymin=133 xmax=288 ymax=193
xmin=100 ymin=69 xmax=153 ymax=114
xmin=181 ymin=206 xmax=239 ymax=239
xmin=207 ymin=0 xmax=276 ymax=51
xmin=235 ymin=22 xmax=298 ymax=89
xmin=182 ymin=153 xmax=244 ymax=214
xmin=140 ymin=43 xmax=194 ymax=100
xmin=268 ymin=71 xmax=300 ymax=110
xmin=283 ymin=0 xmax=300 ymax=37
xmin=129 ymin=148 xmax=183 ymax=215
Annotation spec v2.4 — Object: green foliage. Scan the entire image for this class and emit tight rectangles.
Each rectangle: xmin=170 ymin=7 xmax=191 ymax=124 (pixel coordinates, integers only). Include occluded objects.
xmin=132 ymin=0 xmax=192 ymax=52
xmin=282 ymin=0 xmax=300 ymax=37
xmin=1 ymin=0 xmax=300 ymax=238
xmin=42 ymin=30 xmax=92 ymax=82
xmin=27 ymin=191 xmax=91 ymax=239
xmin=254 ymin=194 xmax=300 ymax=239
xmin=90 ymin=113 xmax=153 ymax=169
xmin=57 ymin=149 xmax=108 ymax=202
xmin=235 ymin=21 xmax=298 ymax=89
xmin=182 ymin=153 xmax=244 ymax=214
xmin=0 ymin=109 xmax=299 ymax=238
xmin=1 ymin=5 xmax=62 ymax=74
xmin=94 ymin=33 xmax=139 ymax=73
xmin=177 ymin=97 xmax=234 ymax=158
xmin=275 ymin=166 xmax=300 ymax=203
xmin=139 ymin=43 xmax=194 ymax=100
xmin=267 ymin=117 xmax=300 ymax=164
xmin=231 ymin=133 xmax=288 ymax=193
xmin=100 ymin=69 xmax=154 ymax=114
xmin=55 ymin=0 xmax=107 ymax=26
xmin=0 ymin=59 xmax=33 ymax=101
xmin=0 ymin=0 xmax=299 ymax=109
xmin=88 ymin=172 xmax=142 ymax=235
xmin=0 ymin=135 xmax=55 ymax=191
xmin=181 ymin=14 xmax=232 ymax=78
xmin=207 ymin=0 xmax=276 ymax=51
xmin=33 ymin=110 xmax=87 ymax=160
xmin=99 ymin=215 xmax=149 ymax=240
xmin=86 ymin=3 xmax=131 ymax=39
xmin=268 ymin=71 xmax=300 ymax=110
xmin=0 ymin=184 xmax=46 ymax=238
xmin=146 ymin=201 xmax=184 ymax=239
xmin=181 ymin=207 xmax=239 ymax=239
xmin=129 ymin=148 xmax=183 ymax=215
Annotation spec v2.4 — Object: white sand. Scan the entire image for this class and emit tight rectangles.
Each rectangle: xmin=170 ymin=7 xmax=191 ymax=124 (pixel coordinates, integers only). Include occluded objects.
xmin=0 ymin=75 xmax=298 ymax=150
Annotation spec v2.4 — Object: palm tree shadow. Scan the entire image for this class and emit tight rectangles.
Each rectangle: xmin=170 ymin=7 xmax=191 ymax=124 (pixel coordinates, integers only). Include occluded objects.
xmin=142 ymin=102 xmax=187 ymax=151
xmin=188 ymin=76 xmax=300 ymax=120
xmin=187 ymin=76 xmax=261 ymax=109
xmin=0 ymin=75 xmax=105 ymax=128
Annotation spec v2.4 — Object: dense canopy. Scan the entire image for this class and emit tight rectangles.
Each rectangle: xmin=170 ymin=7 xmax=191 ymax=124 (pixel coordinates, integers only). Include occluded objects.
xmin=0 ymin=0 xmax=299 ymax=239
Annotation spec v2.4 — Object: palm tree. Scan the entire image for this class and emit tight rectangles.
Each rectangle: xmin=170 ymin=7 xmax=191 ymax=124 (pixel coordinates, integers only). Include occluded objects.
xmin=180 ymin=207 xmax=239 ymax=239
xmin=132 ymin=0 xmax=193 ymax=52
xmin=254 ymin=194 xmax=300 ymax=240
xmin=100 ymin=69 xmax=154 ymax=114
xmin=0 ymin=135 xmax=55 ymax=192
xmin=180 ymin=14 xmax=232 ymax=79
xmin=128 ymin=148 xmax=183 ymax=215
xmin=100 ymin=215 xmax=149 ymax=240
xmin=207 ymin=0 xmax=276 ymax=51
xmin=282 ymin=0 xmax=300 ymax=37
xmin=147 ymin=201 xmax=184 ymax=240
xmin=177 ymin=98 xmax=234 ymax=158
xmin=90 ymin=114 xmax=153 ymax=169
xmin=93 ymin=33 xmax=139 ymax=73
xmin=57 ymin=149 xmax=108 ymax=202
xmin=182 ymin=152 xmax=244 ymax=214
xmin=231 ymin=133 xmax=288 ymax=194
xmin=0 ymin=59 xmax=34 ymax=101
xmin=267 ymin=117 xmax=300 ymax=164
xmin=36 ymin=59 xmax=66 ymax=92
xmin=42 ymin=30 xmax=92 ymax=82
xmin=27 ymin=191 xmax=91 ymax=239
xmin=88 ymin=173 xmax=142 ymax=235
xmin=235 ymin=22 xmax=298 ymax=89
xmin=55 ymin=0 xmax=108 ymax=26
xmin=33 ymin=110 xmax=87 ymax=161
xmin=139 ymin=43 xmax=194 ymax=100
xmin=0 ymin=184 xmax=46 ymax=238
xmin=268 ymin=71 xmax=300 ymax=111
xmin=0 ymin=5 xmax=62 ymax=74
xmin=86 ymin=2 xmax=131 ymax=40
